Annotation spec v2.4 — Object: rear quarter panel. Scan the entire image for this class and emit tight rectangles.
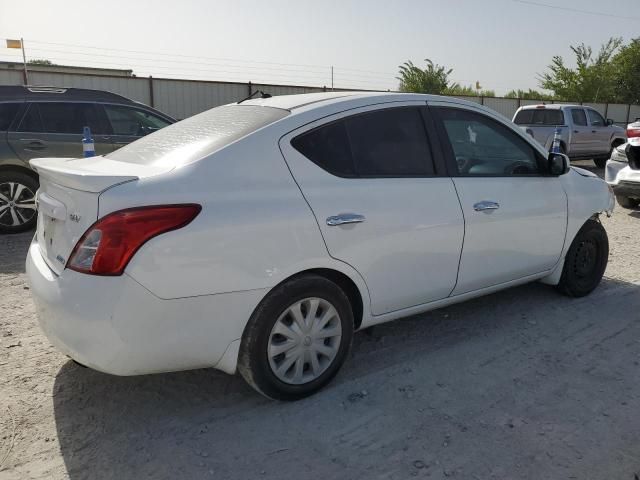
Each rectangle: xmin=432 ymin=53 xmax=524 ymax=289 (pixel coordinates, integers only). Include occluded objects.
xmin=97 ymin=128 xmax=371 ymax=316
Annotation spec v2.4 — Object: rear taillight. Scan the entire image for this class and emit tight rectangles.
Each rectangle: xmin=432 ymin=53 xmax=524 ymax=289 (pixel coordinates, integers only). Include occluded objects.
xmin=67 ymin=204 xmax=201 ymax=276
xmin=627 ymin=128 xmax=640 ymax=138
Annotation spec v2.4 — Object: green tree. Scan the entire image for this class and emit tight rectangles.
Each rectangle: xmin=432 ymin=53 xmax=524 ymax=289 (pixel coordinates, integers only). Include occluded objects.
xmin=504 ymin=89 xmax=554 ymax=100
xmin=539 ymin=37 xmax=622 ymax=102
xmin=27 ymin=59 xmax=55 ymax=66
xmin=447 ymin=84 xmax=495 ymax=97
xmin=612 ymin=38 xmax=640 ymax=104
xmin=397 ymin=59 xmax=453 ymax=94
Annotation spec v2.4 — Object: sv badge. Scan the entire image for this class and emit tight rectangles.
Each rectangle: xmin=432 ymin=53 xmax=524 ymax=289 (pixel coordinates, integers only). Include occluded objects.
xmin=69 ymin=213 xmax=82 ymax=223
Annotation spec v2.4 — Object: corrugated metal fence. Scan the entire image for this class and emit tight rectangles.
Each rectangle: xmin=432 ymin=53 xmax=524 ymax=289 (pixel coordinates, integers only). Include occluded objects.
xmin=2 ymin=69 xmax=639 ymax=124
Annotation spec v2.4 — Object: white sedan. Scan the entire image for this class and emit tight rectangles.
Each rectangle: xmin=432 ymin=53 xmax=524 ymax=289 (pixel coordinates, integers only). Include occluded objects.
xmin=27 ymin=92 xmax=615 ymax=400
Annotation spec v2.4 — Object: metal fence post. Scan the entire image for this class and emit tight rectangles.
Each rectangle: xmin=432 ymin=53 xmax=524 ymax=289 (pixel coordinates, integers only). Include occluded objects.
xmin=248 ymin=81 xmax=252 ymax=96
xmin=148 ymin=76 xmax=154 ymax=107
xmin=626 ymin=103 xmax=631 ymax=124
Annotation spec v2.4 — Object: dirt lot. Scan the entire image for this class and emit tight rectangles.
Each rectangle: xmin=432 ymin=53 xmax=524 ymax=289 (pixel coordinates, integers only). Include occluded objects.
xmin=1 ymin=164 xmax=640 ymax=480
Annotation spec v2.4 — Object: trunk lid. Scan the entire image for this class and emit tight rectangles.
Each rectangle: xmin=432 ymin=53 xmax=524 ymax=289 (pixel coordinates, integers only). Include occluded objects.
xmin=30 ymin=156 xmax=169 ymax=274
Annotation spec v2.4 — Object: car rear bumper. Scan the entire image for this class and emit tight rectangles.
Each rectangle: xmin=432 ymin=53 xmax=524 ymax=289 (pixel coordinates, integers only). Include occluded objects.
xmin=611 ymin=181 xmax=640 ymax=198
xmin=26 ymin=239 xmax=266 ymax=376
xmin=606 ymin=161 xmax=640 ymax=199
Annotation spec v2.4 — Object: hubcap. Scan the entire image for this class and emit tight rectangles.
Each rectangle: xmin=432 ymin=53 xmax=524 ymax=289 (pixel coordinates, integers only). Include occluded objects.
xmin=267 ymin=297 xmax=342 ymax=385
xmin=0 ymin=182 xmax=37 ymax=228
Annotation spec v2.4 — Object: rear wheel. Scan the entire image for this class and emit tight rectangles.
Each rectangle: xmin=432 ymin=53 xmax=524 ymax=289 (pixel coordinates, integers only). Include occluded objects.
xmin=616 ymin=195 xmax=640 ymax=209
xmin=238 ymin=275 xmax=354 ymax=400
xmin=0 ymin=171 xmax=38 ymax=234
xmin=557 ymin=219 xmax=608 ymax=297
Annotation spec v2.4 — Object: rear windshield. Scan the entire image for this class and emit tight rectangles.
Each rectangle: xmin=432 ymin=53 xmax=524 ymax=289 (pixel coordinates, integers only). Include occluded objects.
xmin=107 ymin=104 xmax=289 ymax=167
xmin=514 ymin=108 xmax=564 ymax=126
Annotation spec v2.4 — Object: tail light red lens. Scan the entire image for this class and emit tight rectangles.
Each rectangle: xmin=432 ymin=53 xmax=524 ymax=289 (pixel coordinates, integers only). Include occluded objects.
xmin=628 ymin=128 xmax=640 ymax=138
xmin=67 ymin=204 xmax=201 ymax=276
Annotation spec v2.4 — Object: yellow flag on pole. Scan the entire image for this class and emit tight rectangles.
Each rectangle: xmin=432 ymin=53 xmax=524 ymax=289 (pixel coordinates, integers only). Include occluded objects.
xmin=6 ymin=39 xmax=22 ymax=49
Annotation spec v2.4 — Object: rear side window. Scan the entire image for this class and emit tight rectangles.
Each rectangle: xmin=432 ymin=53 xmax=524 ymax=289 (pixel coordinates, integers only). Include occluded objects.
xmin=514 ymin=108 xmax=563 ymax=125
xmin=292 ymin=107 xmax=434 ymax=177
xmin=104 ymin=105 xmax=171 ymax=136
xmin=571 ymin=109 xmax=587 ymax=126
xmin=0 ymin=103 xmax=20 ymax=131
xmin=17 ymin=102 xmax=109 ymax=134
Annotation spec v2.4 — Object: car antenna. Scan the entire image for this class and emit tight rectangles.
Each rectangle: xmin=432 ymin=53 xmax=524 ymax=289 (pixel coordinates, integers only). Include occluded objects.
xmin=237 ymin=90 xmax=272 ymax=104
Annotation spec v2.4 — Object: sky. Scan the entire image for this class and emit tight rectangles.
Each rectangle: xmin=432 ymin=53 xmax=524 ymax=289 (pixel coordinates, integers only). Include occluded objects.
xmin=0 ymin=0 xmax=638 ymax=95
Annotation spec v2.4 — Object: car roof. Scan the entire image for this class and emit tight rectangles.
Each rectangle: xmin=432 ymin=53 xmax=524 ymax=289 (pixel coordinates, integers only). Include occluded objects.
xmin=0 ymin=85 xmax=135 ymax=104
xmin=239 ymin=91 xmax=481 ymax=113
xmin=518 ymin=104 xmax=586 ymax=110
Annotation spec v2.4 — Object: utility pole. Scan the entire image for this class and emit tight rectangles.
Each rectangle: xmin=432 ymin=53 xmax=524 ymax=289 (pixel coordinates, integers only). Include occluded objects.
xmin=5 ymin=38 xmax=28 ymax=85
xmin=331 ymin=66 xmax=334 ymax=91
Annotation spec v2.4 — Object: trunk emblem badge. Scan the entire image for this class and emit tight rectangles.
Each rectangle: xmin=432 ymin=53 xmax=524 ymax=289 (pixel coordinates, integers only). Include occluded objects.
xmin=69 ymin=213 xmax=82 ymax=223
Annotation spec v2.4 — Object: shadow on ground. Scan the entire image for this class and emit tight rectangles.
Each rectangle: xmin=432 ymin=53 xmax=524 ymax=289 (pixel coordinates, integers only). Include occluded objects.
xmin=52 ymin=276 xmax=640 ymax=479
xmin=0 ymin=231 xmax=32 ymax=274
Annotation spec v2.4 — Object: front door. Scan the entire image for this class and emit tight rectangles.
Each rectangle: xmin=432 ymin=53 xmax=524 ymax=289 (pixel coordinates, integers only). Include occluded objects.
xmin=102 ymin=104 xmax=172 ymax=151
xmin=280 ymin=103 xmax=464 ymax=315
xmin=7 ymin=102 xmax=112 ymax=160
xmin=586 ymin=108 xmax=612 ymax=155
xmin=569 ymin=107 xmax=592 ymax=155
xmin=431 ymin=104 xmax=567 ymax=295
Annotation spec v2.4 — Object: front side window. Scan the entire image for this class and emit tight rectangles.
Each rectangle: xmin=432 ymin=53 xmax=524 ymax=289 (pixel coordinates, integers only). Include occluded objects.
xmin=437 ymin=107 xmax=542 ymax=176
xmin=291 ymin=107 xmax=434 ymax=177
xmin=104 ymin=105 xmax=171 ymax=136
xmin=17 ymin=102 xmax=108 ymax=134
xmin=0 ymin=103 xmax=20 ymax=131
xmin=587 ymin=109 xmax=605 ymax=127
xmin=571 ymin=109 xmax=588 ymax=126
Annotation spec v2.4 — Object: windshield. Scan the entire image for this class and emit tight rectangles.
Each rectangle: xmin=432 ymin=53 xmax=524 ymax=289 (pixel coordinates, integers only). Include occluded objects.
xmin=106 ymin=104 xmax=289 ymax=167
xmin=514 ymin=108 xmax=564 ymax=126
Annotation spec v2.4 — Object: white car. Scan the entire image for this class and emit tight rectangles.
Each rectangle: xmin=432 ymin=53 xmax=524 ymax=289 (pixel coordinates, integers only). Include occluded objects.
xmin=26 ymin=92 xmax=615 ymax=400
xmin=606 ymin=137 xmax=640 ymax=208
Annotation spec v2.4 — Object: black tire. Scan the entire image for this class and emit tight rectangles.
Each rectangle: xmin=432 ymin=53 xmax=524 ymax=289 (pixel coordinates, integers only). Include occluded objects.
xmin=0 ymin=170 xmax=39 ymax=234
xmin=593 ymin=157 xmax=607 ymax=169
xmin=556 ymin=219 xmax=609 ymax=297
xmin=616 ymin=195 xmax=640 ymax=209
xmin=238 ymin=274 xmax=354 ymax=401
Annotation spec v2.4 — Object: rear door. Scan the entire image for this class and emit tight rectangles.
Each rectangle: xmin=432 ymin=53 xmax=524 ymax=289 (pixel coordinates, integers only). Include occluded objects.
xmin=7 ymin=102 xmax=112 ymax=160
xmin=280 ymin=102 xmax=464 ymax=315
xmin=103 ymin=104 xmax=172 ymax=150
xmin=431 ymin=103 xmax=567 ymax=294
xmin=586 ymin=108 xmax=611 ymax=155
xmin=569 ymin=107 xmax=592 ymax=155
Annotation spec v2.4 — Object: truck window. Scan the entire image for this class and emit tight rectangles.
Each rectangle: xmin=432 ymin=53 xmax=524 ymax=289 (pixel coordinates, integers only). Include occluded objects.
xmin=514 ymin=109 xmax=563 ymax=125
xmin=587 ymin=109 xmax=605 ymax=127
xmin=571 ymin=109 xmax=588 ymax=126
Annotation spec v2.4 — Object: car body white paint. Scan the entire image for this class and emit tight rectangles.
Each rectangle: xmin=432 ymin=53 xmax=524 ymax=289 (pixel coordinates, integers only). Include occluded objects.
xmin=26 ymin=92 xmax=614 ymax=377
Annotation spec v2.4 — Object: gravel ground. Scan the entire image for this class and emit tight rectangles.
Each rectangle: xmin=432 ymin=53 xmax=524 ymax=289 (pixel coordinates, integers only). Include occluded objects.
xmin=1 ymin=164 xmax=639 ymax=480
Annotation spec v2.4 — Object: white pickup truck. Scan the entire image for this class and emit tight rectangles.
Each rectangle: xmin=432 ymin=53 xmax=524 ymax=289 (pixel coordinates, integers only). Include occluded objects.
xmin=513 ymin=104 xmax=627 ymax=168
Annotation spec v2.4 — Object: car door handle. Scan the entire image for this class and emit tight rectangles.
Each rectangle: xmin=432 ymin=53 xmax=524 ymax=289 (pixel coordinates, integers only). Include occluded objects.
xmin=326 ymin=213 xmax=366 ymax=226
xmin=592 ymin=130 xmax=597 ymax=133
xmin=573 ymin=130 xmax=579 ymax=133
xmin=473 ymin=201 xmax=500 ymax=212
xmin=20 ymin=139 xmax=46 ymax=151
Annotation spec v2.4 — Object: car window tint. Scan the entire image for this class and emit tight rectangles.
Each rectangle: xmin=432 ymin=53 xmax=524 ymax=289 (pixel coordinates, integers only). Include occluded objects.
xmin=345 ymin=108 xmax=433 ymax=176
xmin=513 ymin=109 xmax=533 ymax=125
xmin=105 ymin=105 xmax=171 ymax=136
xmin=514 ymin=109 xmax=563 ymax=125
xmin=0 ymin=103 xmax=20 ymax=131
xmin=587 ymin=109 xmax=605 ymax=127
xmin=438 ymin=107 xmax=541 ymax=176
xmin=291 ymin=107 xmax=433 ymax=177
xmin=291 ymin=120 xmax=355 ymax=177
xmin=18 ymin=104 xmax=44 ymax=132
xmin=571 ymin=109 xmax=587 ymax=126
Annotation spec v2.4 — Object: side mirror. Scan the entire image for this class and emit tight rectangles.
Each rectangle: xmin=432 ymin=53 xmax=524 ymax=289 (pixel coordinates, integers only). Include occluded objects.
xmin=606 ymin=118 xmax=615 ymax=126
xmin=548 ymin=152 xmax=570 ymax=175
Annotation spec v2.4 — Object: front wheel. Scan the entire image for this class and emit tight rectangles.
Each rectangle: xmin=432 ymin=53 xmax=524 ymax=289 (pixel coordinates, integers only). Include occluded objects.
xmin=556 ymin=219 xmax=609 ymax=297
xmin=238 ymin=275 xmax=354 ymax=400
xmin=0 ymin=171 xmax=39 ymax=234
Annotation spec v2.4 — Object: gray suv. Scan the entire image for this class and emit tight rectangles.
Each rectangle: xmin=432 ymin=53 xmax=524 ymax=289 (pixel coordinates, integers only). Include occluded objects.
xmin=0 ymin=86 xmax=175 ymax=233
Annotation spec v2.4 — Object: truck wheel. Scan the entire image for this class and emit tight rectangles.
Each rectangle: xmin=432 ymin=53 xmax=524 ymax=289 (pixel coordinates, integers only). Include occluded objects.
xmin=556 ymin=219 xmax=608 ymax=297
xmin=238 ymin=274 xmax=354 ymax=401
xmin=616 ymin=195 xmax=640 ymax=209
xmin=593 ymin=157 xmax=607 ymax=168
xmin=0 ymin=171 xmax=39 ymax=234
